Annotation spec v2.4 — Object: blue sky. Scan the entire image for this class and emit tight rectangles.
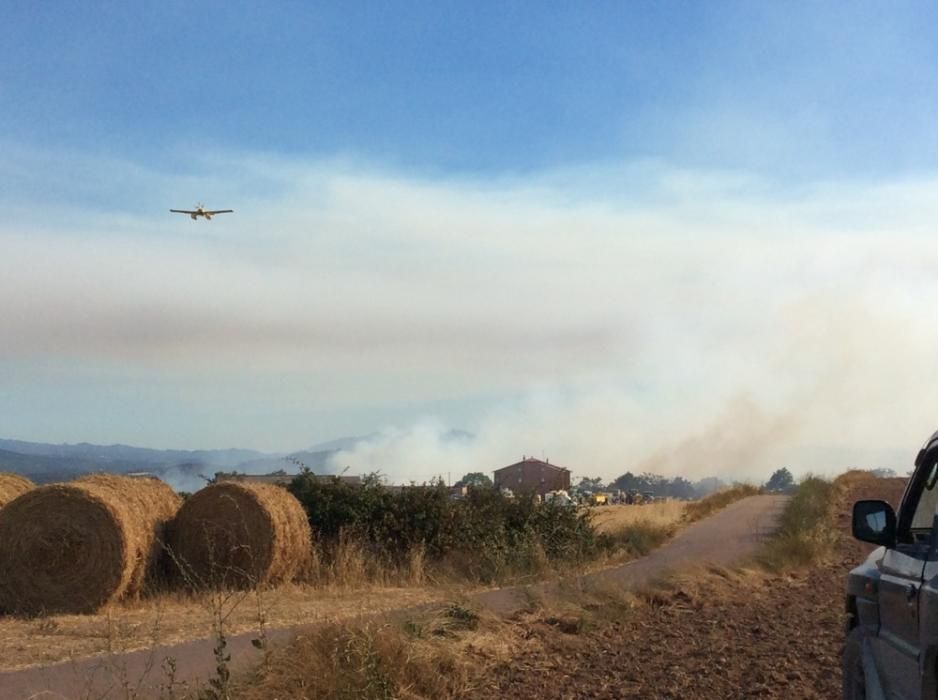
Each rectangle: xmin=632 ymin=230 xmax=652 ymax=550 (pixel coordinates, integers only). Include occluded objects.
xmin=3 ymin=2 xmax=938 ymax=481
xmin=5 ymin=2 xmax=938 ymax=176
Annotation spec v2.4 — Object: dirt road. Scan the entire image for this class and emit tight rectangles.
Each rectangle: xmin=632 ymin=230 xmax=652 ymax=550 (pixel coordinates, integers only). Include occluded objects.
xmin=471 ymin=478 xmax=906 ymax=699
xmin=0 ymin=495 xmax=786 ymax=700
xmin=477 ymin=494 xmax=786 ymax=615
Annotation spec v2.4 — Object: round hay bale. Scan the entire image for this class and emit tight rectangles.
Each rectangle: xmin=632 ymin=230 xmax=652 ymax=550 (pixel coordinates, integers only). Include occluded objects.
xmin=168 ymin=482 xmax=311 ymax=588
xmin=0 ymin=474 xmax=181 ymax=615
xmin=0 ymin=473 xmax=34 ymax=509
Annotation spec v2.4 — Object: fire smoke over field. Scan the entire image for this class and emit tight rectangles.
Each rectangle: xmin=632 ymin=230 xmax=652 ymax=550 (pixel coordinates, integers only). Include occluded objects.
xmin=326 ymin=256 xmax=938 ymax=486
xmin=632 ymin=396 xmax=803 ymax=479
xmin=2 ymin=153 xmax=938 ymax=478
xmin=327 ymin=396 xmax=804 ymax=487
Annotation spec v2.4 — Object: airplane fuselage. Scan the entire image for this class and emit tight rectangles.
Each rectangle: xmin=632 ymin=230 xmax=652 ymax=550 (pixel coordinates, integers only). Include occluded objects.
xmin=170 ymin=205 xmax=233 ymax=220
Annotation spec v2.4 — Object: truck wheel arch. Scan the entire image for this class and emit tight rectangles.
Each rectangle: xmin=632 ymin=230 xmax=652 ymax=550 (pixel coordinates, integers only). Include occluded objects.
xmin=845 ymin=594 xmax=859 ymax=633
xmin=843 ymin=625 xmax=886 ymax=700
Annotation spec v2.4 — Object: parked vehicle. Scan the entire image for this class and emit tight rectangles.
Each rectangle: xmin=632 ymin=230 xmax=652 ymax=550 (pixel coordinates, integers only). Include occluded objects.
xmin=845 ymin=430 xmax=938 ymax=699
xmin=544 ymin=489 xmax=576 ymax=507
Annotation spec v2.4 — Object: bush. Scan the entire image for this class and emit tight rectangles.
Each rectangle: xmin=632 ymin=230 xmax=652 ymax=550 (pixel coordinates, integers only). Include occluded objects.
xmin=233 ymin=610 xmax=480 ymax=700
xmin=756 ymin=475 xmax=836 ymax=570
xmin=600 ymin=520 xmax=674 ymax=558
xmin=288 ymin=471 xmax=604 ymax=583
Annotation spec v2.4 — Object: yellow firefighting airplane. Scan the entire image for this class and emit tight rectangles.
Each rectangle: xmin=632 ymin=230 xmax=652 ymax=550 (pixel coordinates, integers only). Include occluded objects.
xmin=169 ymin=203 xmax=234 ymax=220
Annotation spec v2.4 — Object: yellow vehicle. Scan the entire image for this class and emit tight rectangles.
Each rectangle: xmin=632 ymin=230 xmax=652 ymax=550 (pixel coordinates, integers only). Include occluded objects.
xmin=593 ymin=493 xmax=608 ymax=506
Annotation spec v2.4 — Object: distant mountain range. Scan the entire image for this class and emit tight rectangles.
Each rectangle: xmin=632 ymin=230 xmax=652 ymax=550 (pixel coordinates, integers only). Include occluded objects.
xmin=0 ymin=437 xmax=350 ymax=489
xmin=0 ymin=429 xmax=476 ymax=491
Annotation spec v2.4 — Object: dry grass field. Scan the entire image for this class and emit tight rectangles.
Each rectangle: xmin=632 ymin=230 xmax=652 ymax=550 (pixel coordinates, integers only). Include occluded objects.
xmin=589 ymin=500 xmax=686 ymax=534
xmin=0 ymin=583 xmax=450 ymax=672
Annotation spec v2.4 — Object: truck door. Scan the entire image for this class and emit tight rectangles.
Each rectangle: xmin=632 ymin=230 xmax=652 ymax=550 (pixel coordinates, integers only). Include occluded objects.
xmin=877 ymin=548 xmax=926 ymax=699
xmin=917 ymin=557 xmax=938 ymax=699
xmin=875 ymin=450 xmax=938 ymax=699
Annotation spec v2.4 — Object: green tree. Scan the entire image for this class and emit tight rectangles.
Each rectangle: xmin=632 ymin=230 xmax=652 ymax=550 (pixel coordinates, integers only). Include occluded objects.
xmin=577 ymin=476 xmax=606 ymax=491
xmin=765 ymin=468 xmax=795 ymax=492
xmin=457 ymin=472 xmax=493 ymax=489
xmin=665 ymin=476 xmax=696 ymax=500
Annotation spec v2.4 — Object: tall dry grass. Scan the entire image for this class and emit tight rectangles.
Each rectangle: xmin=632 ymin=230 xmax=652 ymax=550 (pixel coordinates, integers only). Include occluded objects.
xmin=585 ymin=501 xmax=686 ymax=566
xmin=301 ymin=533 xmax=432 ymax=590
xmin=755 ymin=475 xmax=837 ymax=571
xmin=590 ymin=501 xmax=686 ymax=534
xmin=683 ymin=484 xmax=762 ymax=524
xmin=233 ymin=604 xmax=488 ymax=700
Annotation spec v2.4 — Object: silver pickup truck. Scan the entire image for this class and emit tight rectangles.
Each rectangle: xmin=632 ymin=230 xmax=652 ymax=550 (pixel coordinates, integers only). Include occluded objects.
xmin=845 ymin=431 xmax=938 ymax=700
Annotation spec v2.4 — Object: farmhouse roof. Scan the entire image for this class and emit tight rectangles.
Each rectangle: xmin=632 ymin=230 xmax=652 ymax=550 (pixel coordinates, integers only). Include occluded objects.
xmin=494 ymin=456 xmax=570 ymax=474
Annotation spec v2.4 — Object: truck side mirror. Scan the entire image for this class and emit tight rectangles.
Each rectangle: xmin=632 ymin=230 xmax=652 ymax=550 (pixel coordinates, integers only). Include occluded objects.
xmin=852 ymin=500 xmax=897 ymax=548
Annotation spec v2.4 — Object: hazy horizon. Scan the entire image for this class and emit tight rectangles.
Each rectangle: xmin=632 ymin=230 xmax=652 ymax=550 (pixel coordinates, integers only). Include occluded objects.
xmin=0 ymin=425 xmax=918 ymax=489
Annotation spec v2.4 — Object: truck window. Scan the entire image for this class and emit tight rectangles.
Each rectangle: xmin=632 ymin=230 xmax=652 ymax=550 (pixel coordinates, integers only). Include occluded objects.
xmin=911 ymin=459 xmax=938 ymax=533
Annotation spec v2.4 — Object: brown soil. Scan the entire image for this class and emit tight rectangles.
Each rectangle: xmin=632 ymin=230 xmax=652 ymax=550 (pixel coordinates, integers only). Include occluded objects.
xmin=470 ymin=477 xmax=906 ymax=700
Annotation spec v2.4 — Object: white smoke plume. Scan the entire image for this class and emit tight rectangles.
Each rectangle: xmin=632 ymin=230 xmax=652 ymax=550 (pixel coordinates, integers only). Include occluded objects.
xmin=1 ymin=149 xmax=937 ymax=476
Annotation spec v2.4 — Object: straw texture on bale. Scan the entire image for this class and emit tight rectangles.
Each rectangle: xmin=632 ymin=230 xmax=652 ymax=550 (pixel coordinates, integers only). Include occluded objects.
xmin=169 ymin=482 xmax=312 ymax=588
xmin=0 ymin=473 xmax=34 ymax=509
xmin=0 ymin=474 xmax=181 ymax=615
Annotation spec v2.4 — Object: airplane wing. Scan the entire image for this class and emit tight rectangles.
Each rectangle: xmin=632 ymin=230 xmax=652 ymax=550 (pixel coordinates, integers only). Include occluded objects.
xmin=205 ymin=210 xmax=233 ymax=215
xmin=170 ymin=209 xmax=197 ymax=214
